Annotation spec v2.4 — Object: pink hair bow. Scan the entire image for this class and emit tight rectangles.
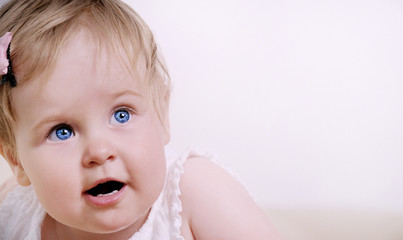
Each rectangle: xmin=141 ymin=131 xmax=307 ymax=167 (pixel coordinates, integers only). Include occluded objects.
xmin=0 ymin=32 xmax=16 ymax=87
xmin=0 ymin=32 xmax=12 ymax=75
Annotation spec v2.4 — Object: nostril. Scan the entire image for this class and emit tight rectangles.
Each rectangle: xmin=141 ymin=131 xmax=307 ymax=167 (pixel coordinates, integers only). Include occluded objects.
xmin=82 ymin=141 xmax=116 ymax=167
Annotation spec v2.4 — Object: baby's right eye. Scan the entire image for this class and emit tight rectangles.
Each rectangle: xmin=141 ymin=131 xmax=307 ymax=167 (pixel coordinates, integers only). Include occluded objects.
xmin=48 ymin=125 xmax=74 ymax=141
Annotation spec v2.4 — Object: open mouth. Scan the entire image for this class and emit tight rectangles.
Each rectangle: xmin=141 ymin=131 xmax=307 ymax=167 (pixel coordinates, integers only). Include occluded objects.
xmin=85 ymin=180 xmax=125 ymax=197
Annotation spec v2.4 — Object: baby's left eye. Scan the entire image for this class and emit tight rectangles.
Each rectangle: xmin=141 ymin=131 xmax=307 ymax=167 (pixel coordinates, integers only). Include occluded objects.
xmin=111 ymin=109 xmax=131 ymax=125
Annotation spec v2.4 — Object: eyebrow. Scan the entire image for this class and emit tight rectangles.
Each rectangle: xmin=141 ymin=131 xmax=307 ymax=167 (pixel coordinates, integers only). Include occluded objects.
xmin=30 ymin=115 xmax=67 ymax=141
xmin=111 ymin=89 xmax=143 ymax=99
xmin=31 ymin=89 xmax=143 ymax=134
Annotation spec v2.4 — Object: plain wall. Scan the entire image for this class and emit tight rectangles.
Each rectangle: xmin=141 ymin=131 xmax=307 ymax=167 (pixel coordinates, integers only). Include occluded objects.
xmin=0 ymin=0 xmax=402 ymax=215
xmin=127 ymin=0 xmax=403 ymax=213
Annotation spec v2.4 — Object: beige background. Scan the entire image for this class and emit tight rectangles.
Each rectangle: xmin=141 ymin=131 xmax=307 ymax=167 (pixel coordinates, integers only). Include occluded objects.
xmin=1 ymin=0 xmax=403 ymax=239
xmin=130 ymin=0 xmax=403 ymax=239
xmin=129 ymin=0 xmax=403 ymax=214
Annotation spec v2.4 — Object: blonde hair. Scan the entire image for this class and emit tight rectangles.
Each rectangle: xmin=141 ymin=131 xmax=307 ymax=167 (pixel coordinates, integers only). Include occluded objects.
xmin=0 ymin=0 xmax=171 ymax=153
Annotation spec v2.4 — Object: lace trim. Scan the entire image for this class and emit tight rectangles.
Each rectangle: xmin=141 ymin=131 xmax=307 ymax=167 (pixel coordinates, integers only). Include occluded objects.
xmin=166 ymin=149 xmax=187 ymax=240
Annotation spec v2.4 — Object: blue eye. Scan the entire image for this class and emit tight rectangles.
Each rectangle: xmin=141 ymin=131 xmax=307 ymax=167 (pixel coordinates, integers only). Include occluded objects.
xmin=48 ymin=125 xmax=74 ymax=141
xmin=113 ymin=109 xmax=130 ymax=124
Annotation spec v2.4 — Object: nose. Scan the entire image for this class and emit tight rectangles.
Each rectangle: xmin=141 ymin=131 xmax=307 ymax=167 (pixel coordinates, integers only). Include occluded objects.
xmin=81 ymin=136 xmax=117 ymax=168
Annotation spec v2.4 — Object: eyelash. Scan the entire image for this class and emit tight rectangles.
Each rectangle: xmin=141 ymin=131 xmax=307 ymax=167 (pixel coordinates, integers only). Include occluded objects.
xmin=46 ymin=123 xmax=74 ymax=141
xmin=110 ymin=107 xmax=132 ymax=125
xmin=111 ymin=106 xmax=135 ymax=119
xmin=113 ymin=106 xmax=135 ymax=115
xmin=45 ymin=106 xmax=135 ymax=141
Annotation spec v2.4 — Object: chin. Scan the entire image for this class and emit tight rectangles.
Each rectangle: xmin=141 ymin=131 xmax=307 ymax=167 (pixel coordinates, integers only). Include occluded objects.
xmin=88 ymin=218 xmax=136 ymax=234
xmin=85 ymin=209 xmax=149 ymax=236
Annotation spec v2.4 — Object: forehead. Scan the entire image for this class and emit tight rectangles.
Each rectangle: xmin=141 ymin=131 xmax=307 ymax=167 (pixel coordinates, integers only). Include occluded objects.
xmin=12 ymin=28 xmax=147 ymax=118
xmin=37 ymin=28 xmax=145 ymax=93
xmin=59 ymin=28 xmax=144 ymax=82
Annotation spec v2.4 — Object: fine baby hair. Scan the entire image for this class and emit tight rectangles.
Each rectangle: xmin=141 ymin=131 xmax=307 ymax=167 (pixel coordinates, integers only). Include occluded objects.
xmin=0 ymin=0 xmax=170 ymax=155
xmin=0 ymin=0 xmax=279 ymax=239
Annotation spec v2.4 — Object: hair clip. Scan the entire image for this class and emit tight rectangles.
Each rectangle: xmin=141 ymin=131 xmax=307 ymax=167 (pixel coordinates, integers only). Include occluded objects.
xmin=0 ymin=32 xmax=17 ymax=88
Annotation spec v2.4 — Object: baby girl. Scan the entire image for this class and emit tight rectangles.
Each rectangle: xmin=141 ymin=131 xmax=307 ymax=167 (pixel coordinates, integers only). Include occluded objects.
xmin=0 ymin=0 xmax=280 ymax=239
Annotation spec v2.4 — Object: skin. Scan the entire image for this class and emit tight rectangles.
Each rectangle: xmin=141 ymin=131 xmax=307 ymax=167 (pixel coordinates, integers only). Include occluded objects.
xmin=9 ymin=29 xmax=169 ymax=239
xmin=179 ymin=157 xmax=282 ymax=240
xmin=1 ymin=28 xmax=281 ymax=240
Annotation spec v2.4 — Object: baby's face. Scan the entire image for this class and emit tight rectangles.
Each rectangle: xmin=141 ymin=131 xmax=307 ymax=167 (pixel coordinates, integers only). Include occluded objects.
xmin=11 ymin=29 xmax=168 ymax=235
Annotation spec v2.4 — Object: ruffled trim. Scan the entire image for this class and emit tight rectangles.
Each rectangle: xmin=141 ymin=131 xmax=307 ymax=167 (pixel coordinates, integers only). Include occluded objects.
xmin=165 ymin=148 xmax=187 ymax=240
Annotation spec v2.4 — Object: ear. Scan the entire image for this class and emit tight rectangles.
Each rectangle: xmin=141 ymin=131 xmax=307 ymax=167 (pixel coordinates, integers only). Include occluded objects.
xmin=0 ymin=145 xmax=31 ymax=186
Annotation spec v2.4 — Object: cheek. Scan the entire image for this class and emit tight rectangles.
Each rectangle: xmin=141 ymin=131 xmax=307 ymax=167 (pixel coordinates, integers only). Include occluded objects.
xmin=130 ymin=142 xmax=167 ymax=189
xmin=30 ymin=162 xmax=77 ymax=196
xmin=124 ymin=123 xmax=167 ymax=193
xmin=25 ymin=155 xmax=84 ymax=226
xmin=20 ymin=146 xmax=78 ymax=184
xmin=17 ymin=146 xmax=82 ymax=208
xmin=35 ymin=177 xmax=79 ymax=212
xmin=139 ymin=156 xmax=166 ymax=206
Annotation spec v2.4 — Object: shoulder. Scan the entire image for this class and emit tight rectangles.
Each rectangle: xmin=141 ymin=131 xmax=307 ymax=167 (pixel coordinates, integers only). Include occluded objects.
xmin=0 ymin=176 xmax=18 ymax=204
xmin=0 ymin=181 xmax=44 ymax=239
xmin=179 ymin=156 xmax=281 ymax=240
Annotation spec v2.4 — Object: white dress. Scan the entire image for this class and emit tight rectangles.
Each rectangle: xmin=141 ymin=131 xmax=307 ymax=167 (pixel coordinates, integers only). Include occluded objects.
xmin=0 ymin=147 xmax=218 ymax=240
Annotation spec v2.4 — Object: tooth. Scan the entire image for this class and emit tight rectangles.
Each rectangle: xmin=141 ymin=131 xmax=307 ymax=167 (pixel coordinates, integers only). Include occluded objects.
xmin=96 ymin=190 xmax=118 ymax=197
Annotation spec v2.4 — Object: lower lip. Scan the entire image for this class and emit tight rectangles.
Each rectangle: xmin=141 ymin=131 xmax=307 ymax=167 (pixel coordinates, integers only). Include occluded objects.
xmin=83 ymin=185 xmax=127 ymax=207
